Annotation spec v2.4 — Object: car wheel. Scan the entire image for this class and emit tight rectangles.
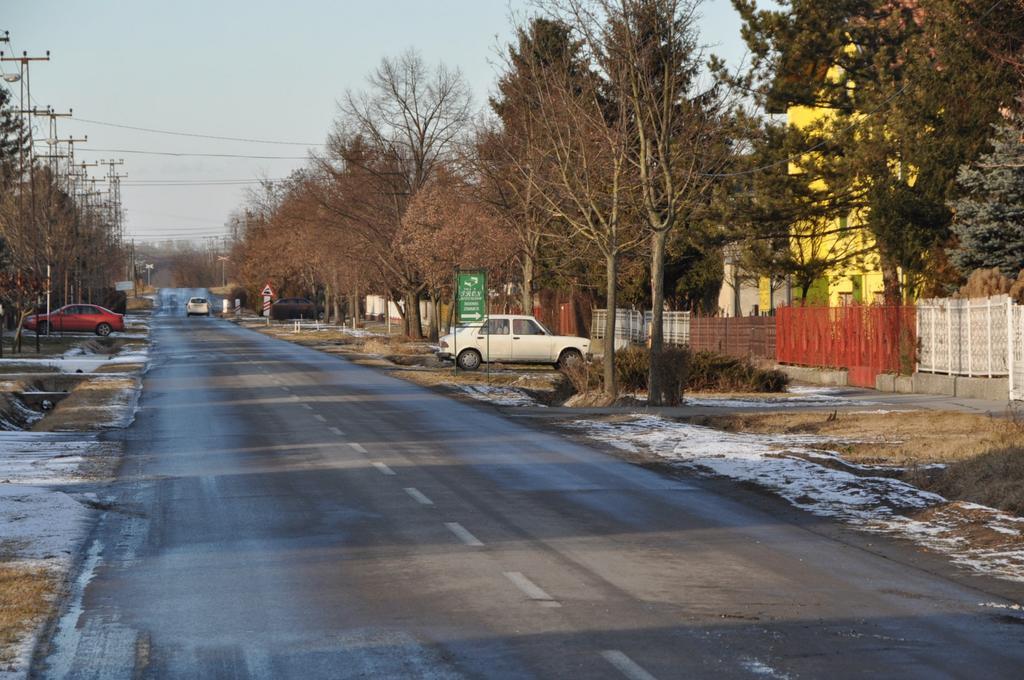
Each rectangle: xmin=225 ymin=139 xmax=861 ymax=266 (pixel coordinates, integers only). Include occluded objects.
xmin=95 ymin=323 xmax=112 ymax=337
xmin=37 ymin=321 xmax=48 ymax=335
xmin=557 ymin=348 xmax=583 ymax=369
xmin=457 ymin=349 xmax=482 ymax=371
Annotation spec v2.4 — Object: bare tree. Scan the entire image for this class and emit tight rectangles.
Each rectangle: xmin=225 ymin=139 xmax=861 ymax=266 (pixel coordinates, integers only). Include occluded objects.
xmin=325 ymin=50 xmax=474 ymax=338
xmin=511 ymin=46 xmax=644 ymax=398
xmin=559 ymin=0 xmax=734 ymax=404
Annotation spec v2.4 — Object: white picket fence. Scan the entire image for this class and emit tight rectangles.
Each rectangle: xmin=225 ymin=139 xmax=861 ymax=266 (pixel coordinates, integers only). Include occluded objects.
xmin=592 ymin=309 xmax=692 ymax=348
xmin=591 ymin=309 xmax=646 ymax=349
xmin=1011 ymin=304 xmax=1024 ymax=401
xmin=642 ymin=311 xmax=691 ymax=346
xmin=917 ymin=295 xmax=1010 ymax=378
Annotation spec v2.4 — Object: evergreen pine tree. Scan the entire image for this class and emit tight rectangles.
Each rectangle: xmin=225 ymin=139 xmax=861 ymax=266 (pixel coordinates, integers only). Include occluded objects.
xmin=951 ymin=113 xmax=1024 ymax=277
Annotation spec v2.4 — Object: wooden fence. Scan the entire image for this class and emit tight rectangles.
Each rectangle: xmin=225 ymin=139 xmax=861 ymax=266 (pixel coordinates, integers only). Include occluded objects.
xmin=689 ymin=315 xmax=776 ymax=360
xmin=590 ymin=309 xmax=775 ymax=360
xmin=775 ymin=305 xmax=916 ymax=388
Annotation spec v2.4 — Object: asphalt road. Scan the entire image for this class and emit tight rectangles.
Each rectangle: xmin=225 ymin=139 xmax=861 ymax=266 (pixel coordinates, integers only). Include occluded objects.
xmin=36 ymin=288 xmax=1024 ymax=679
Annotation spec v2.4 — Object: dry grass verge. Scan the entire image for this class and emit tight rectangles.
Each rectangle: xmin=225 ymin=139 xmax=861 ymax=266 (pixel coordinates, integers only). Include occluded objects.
xmin=699 ymin=410 xmax=1020 ymax=465
xmin=126 ymin=296 xmax=154 ymax=311
xmin=0 ymin=563 xmax=55 ymax=667
xmin=699 ymin=409 xmax=1024 ymax=516
xmin=907 ymin=448 xmax=1024 ymax=516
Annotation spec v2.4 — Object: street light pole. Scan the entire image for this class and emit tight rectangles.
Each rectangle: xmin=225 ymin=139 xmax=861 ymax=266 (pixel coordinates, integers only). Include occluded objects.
xmin=217 ymin=255 xmax=229 ymax=288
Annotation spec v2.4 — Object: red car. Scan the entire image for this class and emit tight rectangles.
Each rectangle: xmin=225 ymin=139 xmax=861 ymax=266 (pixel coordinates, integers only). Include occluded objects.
xmin=24 ymin=304 xmax=125 ymax=336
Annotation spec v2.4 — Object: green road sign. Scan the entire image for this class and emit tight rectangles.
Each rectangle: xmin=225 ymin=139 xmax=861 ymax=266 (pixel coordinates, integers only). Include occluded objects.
xmin=456 ymin=270 xmax=487 ymax=323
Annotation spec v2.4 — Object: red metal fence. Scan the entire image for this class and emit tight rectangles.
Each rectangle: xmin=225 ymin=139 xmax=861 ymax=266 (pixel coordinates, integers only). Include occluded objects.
xmin=775 ymin=305 xmax=916 ymax=387
xmin=689 ymin=315 xmax=776 ymax=361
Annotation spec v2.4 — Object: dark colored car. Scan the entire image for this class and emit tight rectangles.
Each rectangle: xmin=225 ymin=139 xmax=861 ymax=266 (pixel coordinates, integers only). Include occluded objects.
xmin=24 ymin=304 xmax=126 ymax=336
xmin=270 ymin=297 xmax=321 ymax=321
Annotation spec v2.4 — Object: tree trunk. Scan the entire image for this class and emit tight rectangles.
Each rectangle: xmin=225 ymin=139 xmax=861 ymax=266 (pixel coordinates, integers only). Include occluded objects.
xmin=444 ymin=296 xmax=455 ymax=334
xmin=521 ymin=253 xmax=534 ymax=316
xmin=647 ymin=229 xmax=669 ymax=406
xmin=405 ymin=291 xmax=424 ymax=339
xmin=881 ymin=259 xmax=901 ymax=304
xmin=603 ymin=251 xmax=618 ymax=399
xmin=428 ymin=290 xmax=440 ymax=342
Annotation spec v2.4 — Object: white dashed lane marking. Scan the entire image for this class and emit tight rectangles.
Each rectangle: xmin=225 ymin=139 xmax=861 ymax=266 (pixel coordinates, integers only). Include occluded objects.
xmin=349 ymin=442 xmax=367 ymax=454
xmin=329 ymin=427 xmax=344 ymax=436
xmin=503 ymin=572 xmax=561 ymax=607
xmin=313 ymin=414 xmax=326 ymax=422
xmin=445 ymin=522 xmax=484 ymax=547
xmin=600 ymin=650 xmax=658 ymax=680
xmin=371 ymin=462 xmax=396 ymax=476
xmin=403 ymin=487 xmax=434 ymax=505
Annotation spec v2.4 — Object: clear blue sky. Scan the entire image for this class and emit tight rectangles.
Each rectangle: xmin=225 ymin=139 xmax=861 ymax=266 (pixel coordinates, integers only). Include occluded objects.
xmin=2 ymin=1 xmax=756 ymax=244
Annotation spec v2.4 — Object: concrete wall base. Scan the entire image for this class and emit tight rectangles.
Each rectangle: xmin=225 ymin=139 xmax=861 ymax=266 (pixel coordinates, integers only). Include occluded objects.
xmin=776 ymin=365 xmax=848 ymax=387
xmin=874 ymin=371 xmax=1009 ymax=401
xmin=780 ymin=364 xmax=1010 ymax=400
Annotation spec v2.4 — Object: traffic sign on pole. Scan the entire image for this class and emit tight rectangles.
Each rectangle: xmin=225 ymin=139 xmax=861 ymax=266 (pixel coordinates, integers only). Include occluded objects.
xmin=262 ymin=282 xmax=276 ymax=318
xmin=456 ymin=270 xmax=486 ymax=323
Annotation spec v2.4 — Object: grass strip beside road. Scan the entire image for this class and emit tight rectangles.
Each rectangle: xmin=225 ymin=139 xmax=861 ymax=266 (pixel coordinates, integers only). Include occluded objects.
xmin=0 ymin=564 xmax=55 ymax=668
xmin=697 ymin=410 xmax=1024 ymax=516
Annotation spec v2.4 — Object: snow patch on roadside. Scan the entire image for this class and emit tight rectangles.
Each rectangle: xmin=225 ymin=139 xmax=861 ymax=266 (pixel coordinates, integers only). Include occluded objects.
xmin=453 ymin=383 xmax=543 ymax=407
xmin=685 ymin=385 xmax=879 ymax=409
xmin=0 ymin=343 xmax=148 ymax=374
xmin=0 ymin=333 xmax=148 ymax=676
xmin=569 ymin=415 xmax=1024 ymax=582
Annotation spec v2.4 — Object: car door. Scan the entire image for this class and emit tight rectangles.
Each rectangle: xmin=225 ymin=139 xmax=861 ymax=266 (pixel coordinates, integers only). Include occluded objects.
xmin=59 ymin=305 xmax=84 ymax=331
xmin=74 ymin=306 xmax=101 ymax=332
xmin=480 ymin=318 xmax=512 ymax=362
xmin=511 ymin=318 xmax=553 ymax=362
xmin=48 ymin=306 xmax=69 ymax=331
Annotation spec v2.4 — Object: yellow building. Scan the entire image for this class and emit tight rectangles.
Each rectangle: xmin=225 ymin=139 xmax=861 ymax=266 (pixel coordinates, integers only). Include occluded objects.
xmin=771 ymin=99 xmax=891 ymax=307
xmin=755 ymin=52 xmax=917 ymax=309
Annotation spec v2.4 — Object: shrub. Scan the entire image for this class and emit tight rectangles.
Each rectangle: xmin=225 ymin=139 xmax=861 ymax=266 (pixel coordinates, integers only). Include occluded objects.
xmin=561 ymin=357 xmax=602 ymax=395
xmin=615 ymin=346 xmax=650 ymax=393
xmin=957 ymin=267 xmax=1011 ymax=299
xmin=685 ymin=351 xmax=788 ymax=393
xmin=229 ymin=287 xmax=248 ymax=309
xmin=560 ymin=347 xmax=787 ymax=401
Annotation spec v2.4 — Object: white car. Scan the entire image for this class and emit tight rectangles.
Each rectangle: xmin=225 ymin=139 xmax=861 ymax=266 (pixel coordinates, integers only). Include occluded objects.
xmin=437 ymin=314 xmax=591 ymax=371
xmin=185 ymin=297 xmax=211 ymax=316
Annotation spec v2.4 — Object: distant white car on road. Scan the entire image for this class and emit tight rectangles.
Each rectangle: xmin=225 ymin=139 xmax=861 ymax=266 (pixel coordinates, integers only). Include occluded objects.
xmin=437 ymin=314 xmax=591 ymax=371
xmin=186 ymin=297 xmax=211 ymax=317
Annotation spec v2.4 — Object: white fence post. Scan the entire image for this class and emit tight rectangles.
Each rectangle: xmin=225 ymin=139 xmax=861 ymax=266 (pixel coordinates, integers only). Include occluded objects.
xmin=1009 ymin=298 xmax=1015 ymax=399
xmin=918 ymin=294 xmax=1011 ymax=383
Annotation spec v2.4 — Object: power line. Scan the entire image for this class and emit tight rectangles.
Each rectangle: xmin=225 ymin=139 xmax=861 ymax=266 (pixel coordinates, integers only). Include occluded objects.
xmin=82 ymin=147 xmax=310 ymax=160
xmin=73 ymin=116 xmax=323 ymax=147
xmin=120 ymin=179 xmax=285 ymax=187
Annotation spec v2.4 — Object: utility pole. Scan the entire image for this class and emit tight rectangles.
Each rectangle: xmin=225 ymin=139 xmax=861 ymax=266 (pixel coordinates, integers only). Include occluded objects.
xmin=100 ymin=158 xmax=126 ymax=245
xmin=36 ymin=107 xmax=73 ymax=180
xmin=2 ymin=45 xmax=50 ymax=345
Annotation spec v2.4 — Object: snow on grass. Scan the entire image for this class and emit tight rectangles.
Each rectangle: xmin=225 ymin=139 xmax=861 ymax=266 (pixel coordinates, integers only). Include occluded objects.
xmin=0 ymin=343 xmax=148 ymax=374
xmin=0 ymin=432 xmax=107 ymax=678
xmin=0 ymin=335 xmax=148 ymax=675
xmin=0 ymin=433 xmax=117 ymax=485
xmin=453 ymin=383 xmax=543 ymax=407
xmin=685 ymin=384 xmax=878 ymax=409
xmin=569 ymin=415 xmax=1024 ymax=582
